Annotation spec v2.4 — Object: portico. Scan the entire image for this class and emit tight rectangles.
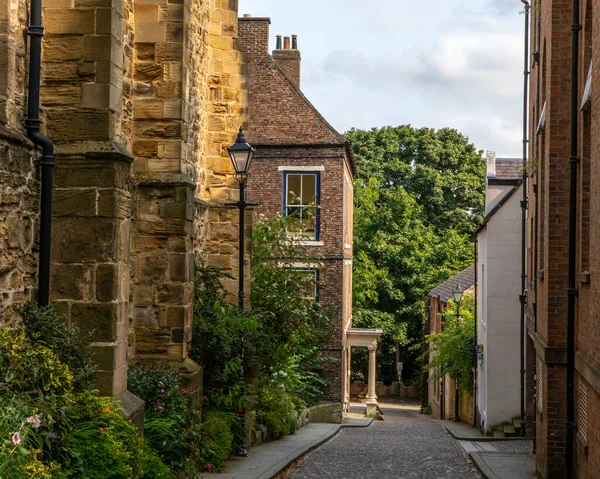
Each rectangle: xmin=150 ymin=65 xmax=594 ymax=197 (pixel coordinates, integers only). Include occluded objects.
xmin=345 ymin=328 xmax=383 ymax=416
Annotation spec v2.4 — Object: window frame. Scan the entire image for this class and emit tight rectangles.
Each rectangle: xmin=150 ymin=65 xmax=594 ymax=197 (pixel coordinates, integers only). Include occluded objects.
xmin=282 ymin=170 xmax=321 ymax=242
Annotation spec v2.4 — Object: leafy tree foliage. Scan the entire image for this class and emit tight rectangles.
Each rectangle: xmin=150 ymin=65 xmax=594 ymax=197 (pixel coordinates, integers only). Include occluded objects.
xmin=346 ymin=126 xmax=484 ymax=383
xmin=426 ymin=295 xmax=475 ymax=392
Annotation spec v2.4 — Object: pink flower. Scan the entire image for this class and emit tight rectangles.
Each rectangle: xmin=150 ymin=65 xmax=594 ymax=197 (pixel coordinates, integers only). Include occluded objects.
xmin=98 ymin=427 xmax=104 ymax=433
xmin=26 ymin=416 xmax=41 ymax=428
xmin=181 ymin=388 xmax=188 ymax=394
xmin=12 ymin=432 xmax=21 ymax=445
xmin=206 ymin=463 xmax=212 ymax=473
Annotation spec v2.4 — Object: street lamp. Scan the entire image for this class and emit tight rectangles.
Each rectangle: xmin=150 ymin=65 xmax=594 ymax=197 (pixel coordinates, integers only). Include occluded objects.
xmin=452 ymin=284 xmax=464 ymax=423
xmin=452 ymin=283 xmax=464 ymax=319
xmin=227 ymin=127 xmax=256 ymax=457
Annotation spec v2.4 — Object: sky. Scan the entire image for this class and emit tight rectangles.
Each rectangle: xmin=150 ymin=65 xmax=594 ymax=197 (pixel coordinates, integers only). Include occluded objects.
xmin=238 ymin=0 xmax=526 ymax=157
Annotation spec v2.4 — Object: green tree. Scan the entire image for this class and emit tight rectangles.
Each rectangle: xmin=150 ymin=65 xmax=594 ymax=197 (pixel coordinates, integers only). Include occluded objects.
xmin=346 ymin=126 xmax=484 ymax=383
xmin=426 ymin=295 xmax=475 ymax=392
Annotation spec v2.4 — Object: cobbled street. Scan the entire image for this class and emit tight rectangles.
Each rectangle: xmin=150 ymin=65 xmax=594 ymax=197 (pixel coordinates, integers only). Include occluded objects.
xmin=279 ymin=402 xmax=481 ymax=479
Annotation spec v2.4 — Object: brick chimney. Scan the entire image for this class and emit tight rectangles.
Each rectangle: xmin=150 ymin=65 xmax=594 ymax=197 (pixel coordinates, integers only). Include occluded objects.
xmin=272 ymin=33 xmax=301 ymax=87
xmin=238 ymin=14 xmax=271 ymax=58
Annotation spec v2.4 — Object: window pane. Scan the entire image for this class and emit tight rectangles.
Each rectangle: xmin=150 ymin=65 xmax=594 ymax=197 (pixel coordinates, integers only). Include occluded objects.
xmin=301 ymin=174 xmax=317 ymax=205
xmin=287 ymin=175 xmax=302 ymax=205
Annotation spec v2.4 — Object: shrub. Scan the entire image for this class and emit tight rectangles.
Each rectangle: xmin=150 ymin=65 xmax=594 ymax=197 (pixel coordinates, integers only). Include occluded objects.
xmin=18 ymin=302 xmax=96 ymax=391
xmin=256 ymin=376 xmax=295 ymax=440
xmin=140 ymin=446 xmax=176 ymax=479
xmin=0 ymin=328 xmax=144 ymax=479
xmin=196 ymin=411 xmax=234 ymax=472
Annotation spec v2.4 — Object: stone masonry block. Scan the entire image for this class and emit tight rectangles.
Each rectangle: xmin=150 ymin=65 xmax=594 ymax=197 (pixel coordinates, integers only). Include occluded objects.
xmin=135 ymin=23 xmax=166 ymax=44
xmin=156 ymin=283 xmax=184 ymax=305
xmin=97 ymin=189 xmax=131 ymax=218
xmin=50 ymin=264 xmax=93 ymax=301
xmin=52 ymin=217 xmax=118 ymax=263
xmin=134 ymin=4 xmax=159 ymax=23
xmin=71 ymin=302 xmax=118 ymax=341
xmin=134 ymin=62 xmax=163 ymax=81
xmin=53 ymin=189 xmax=97 ymax=217
xmin=44 ymin=36 xmax=84 ymax=61
xmin=44 ymin=0 xmax=73 ymax=7
xmin=47 ymin=110 xmax=110 ymax=141
xmin=134 ymin=99 xmax=164 ymax=119
xmin=44 ymin=9 xmax=95 ymax=35
xmin=169 ymin=254 xmax=187 ymax=282
xmin=83 ymin=35 xmax=112 ymax=62
xmin=146 ymin=158 xmax=181 ymax=173
xmin=96 ymin=263 xmax=119 ymax=302
xmin=165 ymin=306 xmax=185 ymax=328
xmin=82 ymin=83 xmax=120 ymax=111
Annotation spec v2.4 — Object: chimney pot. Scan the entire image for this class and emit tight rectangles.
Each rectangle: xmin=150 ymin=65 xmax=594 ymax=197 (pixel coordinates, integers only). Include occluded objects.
xmin=291 ymin=34 xmax=298 ymax=50
xmin=276 ymin=34 xmax=282 ymax=50
xmin=283 ymin=36 xmax=290 ymax=49
xmin=243 ymin=13 xmax=252 ymax=18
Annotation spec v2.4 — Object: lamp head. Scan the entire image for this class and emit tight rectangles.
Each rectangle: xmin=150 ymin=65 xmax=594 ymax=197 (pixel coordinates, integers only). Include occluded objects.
xmin=228 ymin=127 xmax=255 ymax=175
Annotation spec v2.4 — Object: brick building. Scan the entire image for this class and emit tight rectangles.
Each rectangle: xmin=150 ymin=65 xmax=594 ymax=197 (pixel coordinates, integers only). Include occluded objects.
xmin=0 ymin=0 xmax=252 ymax=418
xmin=238 ymin=16 xmax=355 ymax=406
xmin=427 ymin=265 xmax=475 ymax=423
xmin=525 ymin=0 xmax=600 ymax=477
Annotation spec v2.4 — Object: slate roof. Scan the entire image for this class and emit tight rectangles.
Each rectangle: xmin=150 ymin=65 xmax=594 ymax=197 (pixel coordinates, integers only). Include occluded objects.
xmin=493 ymin=158 xmax=523 ymax=180
xmin=428 ymin=264 xmax=475 ymax=303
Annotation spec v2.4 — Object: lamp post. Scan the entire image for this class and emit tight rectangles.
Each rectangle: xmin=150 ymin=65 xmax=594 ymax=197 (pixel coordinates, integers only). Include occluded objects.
xmin=227 ymin=127 xmax=256 ymax=457
xmin=452 ymin=284 xmax=464 ymax=423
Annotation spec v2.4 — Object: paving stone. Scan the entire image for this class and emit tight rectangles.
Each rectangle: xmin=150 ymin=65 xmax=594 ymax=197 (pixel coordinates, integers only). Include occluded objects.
xmin=280 ymin=402 xmax=479 ymax=479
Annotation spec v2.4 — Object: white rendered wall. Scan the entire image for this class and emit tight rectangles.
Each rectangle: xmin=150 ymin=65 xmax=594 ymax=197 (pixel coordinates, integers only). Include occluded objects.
xmin=477 ymin=184 xmax=522 ymax=432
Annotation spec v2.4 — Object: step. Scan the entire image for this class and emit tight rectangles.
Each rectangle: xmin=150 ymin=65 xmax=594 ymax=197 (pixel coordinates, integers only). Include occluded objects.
xmin=493 ymin=430 xmax=505 ymax=438
xmin=512 ymin=418 xmax=522 ymax=434
xmin=503 ymin=424 xmax=516 ymax=437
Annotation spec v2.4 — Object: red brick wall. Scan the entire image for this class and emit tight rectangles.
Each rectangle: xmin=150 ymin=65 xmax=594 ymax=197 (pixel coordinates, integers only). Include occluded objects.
xmin=527 ymin=1 xmax=600 ymax=477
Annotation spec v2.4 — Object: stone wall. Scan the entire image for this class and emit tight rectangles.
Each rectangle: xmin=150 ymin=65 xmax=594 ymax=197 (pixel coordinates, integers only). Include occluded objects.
xmin=350 ymin=381 xmax=422 ymax=400
xmin=0 ymin=0 xmax=39 ymax=324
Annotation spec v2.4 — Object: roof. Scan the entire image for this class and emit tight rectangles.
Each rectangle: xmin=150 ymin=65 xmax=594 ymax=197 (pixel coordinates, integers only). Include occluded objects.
xmin=242 ymin=36 xmax=356 ymax=175
xmin=476 ymin=181 xmax=523 ymax=235
xmin=428 ymin=264 xmax=475 ymax=302
xmin=491 ymin=158 xmax=523 ymax=180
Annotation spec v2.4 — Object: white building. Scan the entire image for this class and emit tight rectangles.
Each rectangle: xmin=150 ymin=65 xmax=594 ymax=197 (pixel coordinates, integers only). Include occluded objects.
xmin=475 ymin=151 xmax=523 ymax=434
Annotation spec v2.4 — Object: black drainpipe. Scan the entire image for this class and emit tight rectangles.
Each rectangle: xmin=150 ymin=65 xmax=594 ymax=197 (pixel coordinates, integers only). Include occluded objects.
xmin=26 ymin=0 xmax=55 ymax=307
xmin=473 ymin=235 xmax=478 ymax=429
xmin=566 ymin=0 xmax=581 ymax=474
xmin=519 ymin=0 xmax=530 ymax=439
xmin=532 ymin=0 xmax=541 ymax=453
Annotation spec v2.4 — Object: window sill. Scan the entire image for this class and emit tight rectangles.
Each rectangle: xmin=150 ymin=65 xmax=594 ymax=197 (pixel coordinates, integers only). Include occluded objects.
xmin=299 ymin=241 xmax=324 ymax=246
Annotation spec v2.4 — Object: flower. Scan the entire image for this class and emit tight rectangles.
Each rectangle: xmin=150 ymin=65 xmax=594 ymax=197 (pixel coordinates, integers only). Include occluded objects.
xmin=181 ymin=388 xmax=188 ymax=394
xmin=98 ymin=427 xmax=104 ymax=433
xmin=102 ymin=407 xmax=111 ymax=414
xmin=206 ymin=463 xmax=212 ymax=473
xmin=26 ymin=416 xmax=41 ymax=428
xmin=12 ymin=432 xmax=21 ymax=445
xmin=48 ymin=433 xmax=58 ymax=440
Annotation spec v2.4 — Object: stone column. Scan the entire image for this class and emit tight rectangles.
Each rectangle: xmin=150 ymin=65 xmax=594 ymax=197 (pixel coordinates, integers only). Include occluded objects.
xmin=366 ymin=345 xmax=378 ymax=416
xmin=343 ymin=346 xmax=351 ymax=412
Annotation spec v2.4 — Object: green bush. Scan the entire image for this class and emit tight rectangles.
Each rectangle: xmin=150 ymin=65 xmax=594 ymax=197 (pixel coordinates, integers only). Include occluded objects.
xmin=0 ymin=327 xmax=145 ymax=479
xmin=196 ymin=411 xmax=234 ymax=472
xmin=140 ymin=446 xmax=176 ymax=479
xmin=256 ymin=376 xmax=296 ymax=440
xmin=18 ymin=302 xmax=97 ymax=391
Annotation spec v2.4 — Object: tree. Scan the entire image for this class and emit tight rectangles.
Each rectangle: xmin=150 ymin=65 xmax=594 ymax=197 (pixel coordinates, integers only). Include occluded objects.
xmin=346 ymin=126 xmax=484 ymax=383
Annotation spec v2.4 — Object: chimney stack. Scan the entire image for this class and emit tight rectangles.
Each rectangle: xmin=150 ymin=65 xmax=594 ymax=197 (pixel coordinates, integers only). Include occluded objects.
xmin=486 ymin=151 xmax=497 ymax=177
xmin=237 ymin=15 xmax=271 ymax=57
xmin=272 ymin=33 xmax=301 ymax=87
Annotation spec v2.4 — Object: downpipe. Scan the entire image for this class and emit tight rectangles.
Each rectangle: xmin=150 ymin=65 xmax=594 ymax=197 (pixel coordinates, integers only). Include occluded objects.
xmin=473 ymin=236 xmax=478 ymax=429
xmin=26 ymin=0 xmax=55 ymax=307
xmin=566 ymin=0 xmax=581 ymax=475
xmin=519 ymin=0 xmax=530 ymax=438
